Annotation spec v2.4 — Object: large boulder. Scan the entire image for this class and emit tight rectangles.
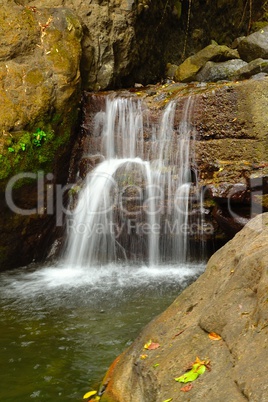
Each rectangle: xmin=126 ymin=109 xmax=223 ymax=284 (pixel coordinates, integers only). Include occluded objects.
xmin=100 ymin=212 xmax=268 ymax=401
xmin=238 ymin=25 xmax=268 ymax=62
xmin=233 ymin=58 xmax=268 ymax=80
xmin=196 ymin=59 xmax=247 ymax=82
xmin=0 ymin=2 xmax=83 ymax=270
xmin=174 ymin=44 xmax=240 ymax=82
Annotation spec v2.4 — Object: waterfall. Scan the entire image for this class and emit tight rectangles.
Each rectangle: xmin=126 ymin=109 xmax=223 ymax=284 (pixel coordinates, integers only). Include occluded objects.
xmin=64 ymin=95 xmax=202 ymax=267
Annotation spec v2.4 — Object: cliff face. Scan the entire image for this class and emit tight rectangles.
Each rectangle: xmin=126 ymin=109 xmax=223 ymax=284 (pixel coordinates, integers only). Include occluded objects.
xmin=99 ymin=212 xmax=268 ymax=402
xmin=0 ymin=2 xmax=83 ymax=269
xmin=16 ymin=0 xmax=268 ymax=90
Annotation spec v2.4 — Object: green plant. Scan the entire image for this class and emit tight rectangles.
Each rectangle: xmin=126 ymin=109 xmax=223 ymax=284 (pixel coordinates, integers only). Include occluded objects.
xmin=20 ymin=143 xmax=26 ymax=151
xmin=8 ymin=147 xmax=15 ymax=153
xmin=33 ymin=128 xmax=47 ymax=147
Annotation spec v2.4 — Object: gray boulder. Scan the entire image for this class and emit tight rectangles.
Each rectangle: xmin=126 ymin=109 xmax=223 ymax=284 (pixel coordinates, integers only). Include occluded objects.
xmin=238 ymin=25 xmax=268 ymax=62
xmin=196 ymin=59 xmax=247 ymax=82
xmin=233 ymin=58 xmax=268 ymax=80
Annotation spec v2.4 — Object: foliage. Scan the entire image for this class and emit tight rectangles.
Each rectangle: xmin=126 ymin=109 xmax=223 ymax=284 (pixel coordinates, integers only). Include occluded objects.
xmin=174 ymin=357 xmax=210 ymax=384
xmin=32 ymin=128 xmax=47 ymax=147
xmin=143 ymin=339 xmax=160 ymax=350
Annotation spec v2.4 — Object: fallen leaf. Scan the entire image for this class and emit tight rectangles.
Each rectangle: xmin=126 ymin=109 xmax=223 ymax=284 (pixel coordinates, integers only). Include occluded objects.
xmin=208 ymin=332 xmax=222 ymax=341
xmin=144 ymin=339 xmax=152 ymax=349
xmin=147 ymin=342 xmax=160 ymax=350
xmin=181 ymin=383 xmax=193 ymax=392
xmin=83 ymin=390 xmax=97 ymax=399
xmin=162 ymin=399 xmax=173 ymax=402
xmin=140 ymin=354 xmax=148 ymax=359
xmin=175 ymin=370 xmax=199 ymax=383
xmin=175 ymin=357 xmax=209 ymax=383
xmin=144 ymin=339 xmax=160 ymax=350
xmin=153 ymin=363 xmax=160 ymax=368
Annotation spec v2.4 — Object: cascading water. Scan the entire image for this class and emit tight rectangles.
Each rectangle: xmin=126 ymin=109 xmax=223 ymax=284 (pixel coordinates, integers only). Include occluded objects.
xmin=0 ymin=92 xmax=206 ymax=402
xmin=64 ymin=95 xmax=203 ymax=267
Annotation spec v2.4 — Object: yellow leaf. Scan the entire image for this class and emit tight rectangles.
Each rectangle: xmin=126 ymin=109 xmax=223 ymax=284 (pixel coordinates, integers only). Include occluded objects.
xmin=140 ymin=354 xmax=148 ymax=359
xmin=144 ymin=339 xmax=152 ymax=349
xmin=208 ymin=332 xmax=222 ymax=341
xmin=83 ymin=390 xmax=97 ymax=399
xmin=195 ymin=356 xmax=206 ymax=365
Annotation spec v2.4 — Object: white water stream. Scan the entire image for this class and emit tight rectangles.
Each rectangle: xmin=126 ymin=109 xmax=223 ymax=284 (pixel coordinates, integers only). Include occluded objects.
xmin=65 ymin=95 xmax=202 ymax=267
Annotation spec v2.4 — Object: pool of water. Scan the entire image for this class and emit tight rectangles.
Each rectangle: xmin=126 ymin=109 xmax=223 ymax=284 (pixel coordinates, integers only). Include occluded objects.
xmin=0 ymin=262 xmax=205 ymax=401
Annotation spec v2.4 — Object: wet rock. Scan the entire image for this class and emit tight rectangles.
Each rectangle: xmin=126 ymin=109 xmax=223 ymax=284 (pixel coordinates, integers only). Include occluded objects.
xmin=196 ymin=59 xmax=247 ymax=82
xmin=233 ymin=58 xmax=268 ymax=80
xmin=212 ymin=205 xmax=249 ymax=238
xmin=101 ymin=212 xmax=268 ymax=402
xmin=174 ymin=44 xmax=240 ymax=82
xmin=238 ymin=25 xmax=268 ymax=62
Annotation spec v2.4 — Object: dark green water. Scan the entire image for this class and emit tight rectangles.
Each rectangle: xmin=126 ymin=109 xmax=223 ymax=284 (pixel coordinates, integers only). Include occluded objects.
xmin=0 ymin=263 xmax=204 ymax=401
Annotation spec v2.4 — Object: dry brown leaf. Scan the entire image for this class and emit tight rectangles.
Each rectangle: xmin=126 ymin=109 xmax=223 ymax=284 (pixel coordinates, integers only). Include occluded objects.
xmin=180 ymin=383 xmax=193 ymax=392
xmin=208 ymin=332 xmax=222 ymax=341
xmin=147 ymin=342 xmax=160 ymax=350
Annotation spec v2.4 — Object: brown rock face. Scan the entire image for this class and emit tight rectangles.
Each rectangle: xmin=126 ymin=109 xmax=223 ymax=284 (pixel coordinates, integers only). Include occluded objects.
xmin=15 ymin=0 xmax=268 ymax=90
xmin=0 ymin=2 xmax=83 ymax=270
xmin=100 ymin=212 xmax=268 ymax=402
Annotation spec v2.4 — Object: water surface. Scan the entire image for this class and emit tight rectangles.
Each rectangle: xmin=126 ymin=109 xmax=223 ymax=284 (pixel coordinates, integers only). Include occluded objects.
xmin=0 ymin=262 xmax=204 ymax=401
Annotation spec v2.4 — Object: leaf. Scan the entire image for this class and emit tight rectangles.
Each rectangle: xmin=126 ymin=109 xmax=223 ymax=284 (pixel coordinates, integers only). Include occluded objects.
xmin=175 ymin=370 xmax=199 ymax=383
xmin=192 ymin=363 xmax=206 ymax=375
xmin=83 ymin=390 xmax=97 ymax=399
xmin=153 ymin=363 xmax=159 ymax=368
xmin=208 ymin=332 xmax=221 ymax=341
xmin=181 ymin=383 xmax=193 ymax=392
xmin=162 ymin=399 xmax=173 ymax=402
xmin=147 ymin=342 xmax=160 ymax=350
xmin=144 ymin=339 xmax=152 ymax=349
xmin=175 ymin=357 xmax=209 ymax=383
xmin=140 ymin=354 xmax=148 ymax=359
xmin=144 ymin=340 xmax=160 ymax=350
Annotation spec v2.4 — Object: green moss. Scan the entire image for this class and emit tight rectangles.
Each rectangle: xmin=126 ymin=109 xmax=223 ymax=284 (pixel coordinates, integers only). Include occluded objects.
xmin=0 ymin=104 xmax=78 ymax=190
xmin=251 ymin=21 xmax=268 ymax=31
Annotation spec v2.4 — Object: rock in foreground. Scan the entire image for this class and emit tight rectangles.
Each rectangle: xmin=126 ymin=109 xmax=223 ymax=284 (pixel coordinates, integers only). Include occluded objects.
xmin=100 ymin=213 xmax=268 ymax=402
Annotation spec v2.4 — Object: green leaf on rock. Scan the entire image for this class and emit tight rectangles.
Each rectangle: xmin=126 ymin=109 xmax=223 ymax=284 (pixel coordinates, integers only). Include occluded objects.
xmin=175 ymin=357 xmax=209 ymax=383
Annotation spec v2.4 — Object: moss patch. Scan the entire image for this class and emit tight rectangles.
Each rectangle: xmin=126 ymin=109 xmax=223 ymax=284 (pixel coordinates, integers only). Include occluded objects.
xmin=0 ymin=107 xmax=78 ymax=191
